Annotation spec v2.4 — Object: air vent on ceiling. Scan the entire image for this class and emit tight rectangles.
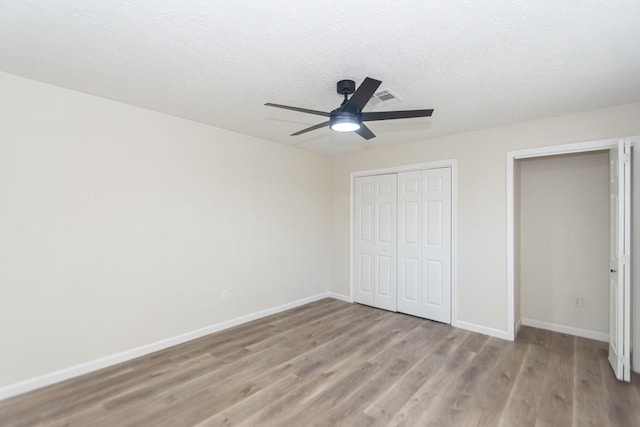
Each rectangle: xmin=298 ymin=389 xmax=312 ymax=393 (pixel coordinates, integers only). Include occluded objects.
xmin=367 ymin=88 xmax=401 ymax=109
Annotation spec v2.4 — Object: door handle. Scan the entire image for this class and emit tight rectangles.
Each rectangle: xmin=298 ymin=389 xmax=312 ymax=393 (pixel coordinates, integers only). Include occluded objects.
xmin=611 ymin=269 xmax=617 ymax=273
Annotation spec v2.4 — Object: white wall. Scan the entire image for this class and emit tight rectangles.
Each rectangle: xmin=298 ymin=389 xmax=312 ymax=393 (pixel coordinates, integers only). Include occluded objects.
xmin=514 ymin=160 xmax=521 ymax=331
xmin=0 ymin=72 xmax=331 ymax=389
xmin=330 ymin=102 xmax=640 ymax=336
xmin=634 ymin=144 xmax=640 ymax=370
xmin=519 ymin=151 xmax=609 ymax=338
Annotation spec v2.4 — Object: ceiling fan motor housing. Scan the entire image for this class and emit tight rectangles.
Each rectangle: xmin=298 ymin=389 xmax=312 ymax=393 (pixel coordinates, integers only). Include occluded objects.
xmin=336 ymin=79 xmax=356 ymax=95
xmin=330 ymin=109 xmax=361 ymax=122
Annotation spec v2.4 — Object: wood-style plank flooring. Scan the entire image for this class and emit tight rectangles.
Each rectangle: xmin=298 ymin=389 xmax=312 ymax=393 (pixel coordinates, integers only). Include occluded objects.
xmin=1 ymin=298 xmax=640 ymax=426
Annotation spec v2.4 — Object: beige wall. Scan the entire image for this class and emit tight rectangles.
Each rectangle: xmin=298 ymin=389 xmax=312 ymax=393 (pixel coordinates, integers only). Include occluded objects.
xmin=330 ymin=102 xmax=640 ymax=334
xmin=0 ymin=72 xmax=331 ymax=388
xmin=518 ymin=152 xmax=609 ymax=336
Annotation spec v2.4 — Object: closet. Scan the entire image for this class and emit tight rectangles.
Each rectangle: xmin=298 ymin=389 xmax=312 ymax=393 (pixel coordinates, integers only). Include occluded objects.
xmin=353 ymin=167 xmax=452 ymax=324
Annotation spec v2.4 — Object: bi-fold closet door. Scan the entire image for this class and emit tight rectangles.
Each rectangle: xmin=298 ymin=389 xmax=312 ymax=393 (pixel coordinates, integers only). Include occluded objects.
xmin=353 ymin=174 xmax=398 ymax=311
xmin=354 ymin=168 xmax=452 ymax=324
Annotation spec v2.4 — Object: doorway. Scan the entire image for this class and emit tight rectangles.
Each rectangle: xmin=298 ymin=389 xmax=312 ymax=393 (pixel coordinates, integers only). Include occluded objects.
xmin=507 ymin=137 xmax=637 ymax=382
xmin=517 ymin=151 xmax=609 ymax=341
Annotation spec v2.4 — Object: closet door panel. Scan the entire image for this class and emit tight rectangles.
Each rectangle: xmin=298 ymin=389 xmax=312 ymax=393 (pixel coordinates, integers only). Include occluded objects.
xmin=398 ymin=171 xmax=422 ymax=317
xmin=373 ymin=174 xmax=397 ymax=311
xmin=353 ymin=174 xmax=397 ymax=311
xmin=421 ymin=168 xmax=452 ymax=323
xmin=424 ymin=260 xmax=443 ymax=305
xmin=402 ymin=257 xmax=420 ymax=301
xmin=354 ymin=176 xmax=375 ymax=306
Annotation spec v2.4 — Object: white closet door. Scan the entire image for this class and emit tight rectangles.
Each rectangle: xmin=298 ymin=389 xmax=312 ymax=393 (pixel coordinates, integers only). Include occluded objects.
xmin=398 ymin=168 xmax=452 ymax=323
xmin=354 ymin=176 xmax=375 ymax=306
xmin=608 ymin=140 xmax=631 ymax=382
xmin=353 ymin=174 xmax=397 ymax=311
xmin=397 ymin=171 xmax=422 ymax=316
xmin=373 ymin=174 xmax=397 ymax=311
xmin=421 ymin=168 xmax=452 ymax=323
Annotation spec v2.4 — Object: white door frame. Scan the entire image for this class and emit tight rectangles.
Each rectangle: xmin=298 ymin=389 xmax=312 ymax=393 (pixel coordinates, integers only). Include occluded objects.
xmin=506 ymin=137 xmax=639 ymax=344
xmin=349 ymin=159 xmax=458 ymax=324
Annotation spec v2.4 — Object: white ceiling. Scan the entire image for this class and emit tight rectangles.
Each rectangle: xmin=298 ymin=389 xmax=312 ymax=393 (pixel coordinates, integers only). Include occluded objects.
xmin=1 ymin=1 xmax=639 ymax=156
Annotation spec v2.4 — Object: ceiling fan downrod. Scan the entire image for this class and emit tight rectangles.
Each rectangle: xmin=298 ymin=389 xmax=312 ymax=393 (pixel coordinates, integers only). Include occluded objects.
xmin=336 ymin=79 xmax=356 ymax=105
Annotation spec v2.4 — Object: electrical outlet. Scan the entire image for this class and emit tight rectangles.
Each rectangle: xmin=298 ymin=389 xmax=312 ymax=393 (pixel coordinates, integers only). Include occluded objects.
xmin=574 ymin=297 xmax=584 ymax=308
xmin=221 ymin=290 xmax=229 ymax=301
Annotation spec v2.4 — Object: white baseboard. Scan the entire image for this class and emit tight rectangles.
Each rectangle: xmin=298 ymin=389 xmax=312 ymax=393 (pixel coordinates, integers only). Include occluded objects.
xmin=521 ymin=318 xmax=609 ymax=342
xmin=0 ymin=292 xmax=336 ymax=401
xmin=327 ymin=292 xmax=352 ymax=303
xmin=453 ymin=320 xmax=511 ymax=341
xmin=515 ymin=319 xmax=522 ymax=336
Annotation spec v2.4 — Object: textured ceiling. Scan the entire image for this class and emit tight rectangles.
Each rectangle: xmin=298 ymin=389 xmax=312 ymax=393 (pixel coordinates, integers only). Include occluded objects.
xmin=1 ymin=1 xmax=639 ymax=156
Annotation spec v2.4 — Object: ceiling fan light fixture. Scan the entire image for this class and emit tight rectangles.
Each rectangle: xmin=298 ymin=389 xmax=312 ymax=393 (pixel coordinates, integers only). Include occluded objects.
xmin=330 ymin=119 xmax=361 ymax=132
xmin=330 ymin=110 xmax=361 ymax=132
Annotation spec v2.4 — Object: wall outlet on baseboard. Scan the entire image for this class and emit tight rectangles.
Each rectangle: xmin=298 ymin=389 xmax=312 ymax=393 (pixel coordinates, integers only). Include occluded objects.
xmin=574 ymin=296 xmax=584 ymax=308
xmin=221 ymin=290 xmax=229 ymax=301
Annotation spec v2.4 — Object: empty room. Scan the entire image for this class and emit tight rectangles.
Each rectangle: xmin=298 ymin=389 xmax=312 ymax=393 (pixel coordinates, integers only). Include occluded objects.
xmin=1 ymin=1 xmax=640 ymax=426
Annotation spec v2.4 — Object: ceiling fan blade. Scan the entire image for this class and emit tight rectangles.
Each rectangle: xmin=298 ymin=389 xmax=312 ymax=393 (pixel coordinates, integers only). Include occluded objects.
xmin=291 ymin=121 xmax=331 ymax=136
xmin=344 ymin=77 xmax=382 ymax=112
xmin=355 ymin=124 xmax=376 ymax=140
xmin=362 ymin=109 xmax=434 ymax=121
xmin=265 ymin=103 xmax=330 ymax=117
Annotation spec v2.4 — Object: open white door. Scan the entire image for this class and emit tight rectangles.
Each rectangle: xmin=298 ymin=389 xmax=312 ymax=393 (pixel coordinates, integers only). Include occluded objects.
xmin=609 ymin=140 xmax=631 ymax=382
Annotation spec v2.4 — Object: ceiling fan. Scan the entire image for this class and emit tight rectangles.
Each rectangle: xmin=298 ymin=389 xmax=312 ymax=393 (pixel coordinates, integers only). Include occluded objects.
xmin=265 ymin=77 xmax=434 ymax=140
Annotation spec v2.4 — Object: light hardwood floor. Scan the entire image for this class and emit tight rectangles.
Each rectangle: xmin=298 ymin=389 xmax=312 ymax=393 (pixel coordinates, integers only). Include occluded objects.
xmin=1 ymin=298 xmax=640 ymax=426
